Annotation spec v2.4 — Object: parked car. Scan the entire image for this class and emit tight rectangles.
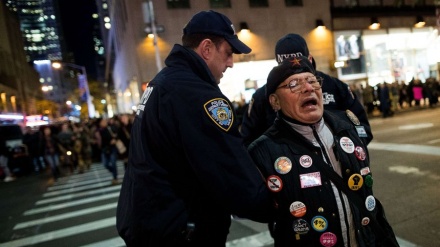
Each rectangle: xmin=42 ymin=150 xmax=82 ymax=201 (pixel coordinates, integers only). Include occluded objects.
xmin=0 ymin=124 xmax=32 ymax=175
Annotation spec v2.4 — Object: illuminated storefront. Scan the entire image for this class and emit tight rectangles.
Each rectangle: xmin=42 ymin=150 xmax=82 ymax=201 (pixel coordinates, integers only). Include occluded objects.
xmin=334 ymin=27 xmax=440 ymax=86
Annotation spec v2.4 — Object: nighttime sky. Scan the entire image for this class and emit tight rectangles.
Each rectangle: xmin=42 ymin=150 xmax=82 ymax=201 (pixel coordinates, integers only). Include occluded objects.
xmin=57 ymin=0 xmax=98 ymax=79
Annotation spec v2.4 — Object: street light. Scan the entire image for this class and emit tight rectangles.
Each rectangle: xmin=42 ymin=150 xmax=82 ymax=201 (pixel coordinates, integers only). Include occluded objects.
xmin=51 ymin=62 xmax=95 ymax=118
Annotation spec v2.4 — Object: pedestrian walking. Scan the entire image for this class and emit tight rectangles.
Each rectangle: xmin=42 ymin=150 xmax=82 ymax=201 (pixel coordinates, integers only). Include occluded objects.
xmin=0 ymin=135 xmax=15 ymax=182
xmin=57 ymin=122 xmax=75 ymax=173
xmin=378 ymin=82 xmax=393 ymax=118
xmin=23 ymin=126 xmax=45 ymax=173
xmin=117 ymin=114 xmax=132 ymax=169
xmin=40 ymin=126 xmax=61 ymax=181
xmin=96 ymin=118 xmax=119 ymax=185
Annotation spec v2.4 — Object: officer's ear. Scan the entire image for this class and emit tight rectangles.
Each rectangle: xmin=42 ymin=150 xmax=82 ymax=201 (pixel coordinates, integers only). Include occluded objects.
xmin=197 ymin=39 xmax=214 ymax=60
xmin=269 ymin=94 xmax=280 ymax=112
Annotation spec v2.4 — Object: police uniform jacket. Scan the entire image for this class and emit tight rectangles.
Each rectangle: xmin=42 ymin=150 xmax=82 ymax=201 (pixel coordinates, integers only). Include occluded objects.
xmin=116 ymin=44 xmax=273 ymax=246
xmin=248 ymin=110 xmax=379 ymax=247
xmin=316 ymin=71 xmax=371 ymax=145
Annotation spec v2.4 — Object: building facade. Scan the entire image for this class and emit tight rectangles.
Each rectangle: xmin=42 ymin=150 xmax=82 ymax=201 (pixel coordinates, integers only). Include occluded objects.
xmin=106 ymin=0 xmax=439 ymax=113
xmin=4 ymin=0 xmax=63 ymax=62
xmin=0 ymin=1 xmax=42 ymax=117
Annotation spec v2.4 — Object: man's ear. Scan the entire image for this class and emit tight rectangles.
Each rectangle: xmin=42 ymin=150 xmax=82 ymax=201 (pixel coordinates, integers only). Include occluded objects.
xmin=197 ymin=39 xmax=213 ymax=60
xmin=269 ymin=94 xmax=280 ymax=112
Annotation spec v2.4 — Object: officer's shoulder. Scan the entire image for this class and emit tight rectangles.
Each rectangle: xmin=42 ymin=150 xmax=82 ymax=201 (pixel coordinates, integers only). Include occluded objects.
xmin=317 ymin=71 xmax=346 ymax=84
xmin=253 ymin=85 xmax=267 ymax=99
xmin=324 ymin=110 xmax=356 ymax=127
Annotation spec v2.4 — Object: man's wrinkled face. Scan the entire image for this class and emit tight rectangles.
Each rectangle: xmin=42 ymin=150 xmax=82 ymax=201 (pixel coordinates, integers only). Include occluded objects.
xmin=269 ymin=72 xmax=323 ymax=124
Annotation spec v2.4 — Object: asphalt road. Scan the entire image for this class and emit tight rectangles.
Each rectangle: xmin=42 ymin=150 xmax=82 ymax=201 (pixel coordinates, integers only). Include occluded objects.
xmin=0 ymin=106 xmax=439 ymax=246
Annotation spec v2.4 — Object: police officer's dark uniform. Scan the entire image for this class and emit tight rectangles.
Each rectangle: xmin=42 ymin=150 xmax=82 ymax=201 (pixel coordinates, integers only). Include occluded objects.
xmin=248 ymin=57 xmax=397 ymax=247
xmin=241 ymin=33 xmax=372 ymax=146
xmin=116 ymin=10 xmax=273 ymax=247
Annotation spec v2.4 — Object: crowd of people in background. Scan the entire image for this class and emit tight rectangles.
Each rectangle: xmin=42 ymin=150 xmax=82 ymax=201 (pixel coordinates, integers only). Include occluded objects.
xmin=1 ymin=114 xmax=134 ymax=184
xmin=350 ymin=77 xmax=440 ymax=118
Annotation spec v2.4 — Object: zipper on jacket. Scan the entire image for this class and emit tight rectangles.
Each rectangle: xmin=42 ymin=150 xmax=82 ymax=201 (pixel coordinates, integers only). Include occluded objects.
xmin=311 ymin=124 xmax=351 ymax=247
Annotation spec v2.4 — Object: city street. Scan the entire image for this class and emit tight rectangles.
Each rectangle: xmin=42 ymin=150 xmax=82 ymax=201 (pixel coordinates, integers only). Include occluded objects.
xmin=0 ymin=106 xmax=439 ymax=246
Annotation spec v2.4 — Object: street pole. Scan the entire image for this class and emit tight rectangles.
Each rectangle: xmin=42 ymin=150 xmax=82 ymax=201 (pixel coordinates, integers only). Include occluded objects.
xmin=149 ymin=0 xmax=162 ymax=72
xmin=52 ymin=62 xmax=95 ymax=119
xmin=143 ymin=0 xmax=162 ymax=72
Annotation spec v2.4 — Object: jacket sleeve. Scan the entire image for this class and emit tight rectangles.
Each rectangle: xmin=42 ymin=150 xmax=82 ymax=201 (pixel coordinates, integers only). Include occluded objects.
xmin=175 ymin=87 xmax=274 ymax=223
xmin=240 ymin=86 xmax=271 ymax=147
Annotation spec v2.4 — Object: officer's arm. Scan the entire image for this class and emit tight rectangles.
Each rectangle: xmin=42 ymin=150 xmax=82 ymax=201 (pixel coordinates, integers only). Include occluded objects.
xmin=180 ymin=96 xmax=274 ymax=223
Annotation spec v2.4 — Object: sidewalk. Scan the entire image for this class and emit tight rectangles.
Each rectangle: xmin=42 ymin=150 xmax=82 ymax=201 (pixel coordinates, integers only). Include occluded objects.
xmin=368 ymin=104 xmax=438 ymax=119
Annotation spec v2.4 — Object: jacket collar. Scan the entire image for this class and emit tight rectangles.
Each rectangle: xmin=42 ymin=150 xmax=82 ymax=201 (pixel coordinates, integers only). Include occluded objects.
xmin=266 ymin=110 xmax=353 ymax=149
xmin=164 ymin=44 xmax=217 ymax=87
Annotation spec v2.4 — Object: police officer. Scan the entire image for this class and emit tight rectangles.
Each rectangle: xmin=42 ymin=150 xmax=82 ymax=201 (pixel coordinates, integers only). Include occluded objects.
xmin=116 ymin=10 xmax=273 ymax=246
xmin=248 ymin=56 xmax=398 ymax=246
xmin=241 ymin=33 xmax=372 ymax=146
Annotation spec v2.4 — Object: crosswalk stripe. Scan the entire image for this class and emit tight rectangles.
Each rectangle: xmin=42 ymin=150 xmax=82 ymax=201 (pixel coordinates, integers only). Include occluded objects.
xmin=0 ymin=217 xmax=116 ymax=247
xmin=43 ymin=181 xmax=120 ymax=197
xmin=79 ymin=237 xmax=125 ymax=247
xmin=368 ymin=142 xmax=440 ymax=156
xmin=48 ymin=174 xmax=122 ymax=191
xmin=226 ymin=231 xmax=273 ymax=247
xmin=37 ymin=185 xmax=121 ymax=205
xmin=14 ymin=202 xmax=117 ymax=230
xmin=23 ymin=192 xmax=119 ymax=215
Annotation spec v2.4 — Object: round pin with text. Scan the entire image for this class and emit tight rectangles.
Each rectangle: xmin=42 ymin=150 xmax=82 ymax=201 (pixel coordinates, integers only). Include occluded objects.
xmin=293 ymin=219 xmax=310 ymax=235
xmin=311 ymin=216 xmax=328 ymax=232
xmin=290 ymin=201 xmax=307 ymax=217
xmin=348 ymin=174 xmax=364 ymax=191
xmin=274 ymin=157 xmax=292 ymax=174
xmin=320 ymin=232 xmax=337 ymax=247
xmin=266 ymin=175 xmax=283 ymax=192
xmin=339 ymin=137 xmax=355 ymax=153
xmin=299 ymin=155 xmax=313 ymax=168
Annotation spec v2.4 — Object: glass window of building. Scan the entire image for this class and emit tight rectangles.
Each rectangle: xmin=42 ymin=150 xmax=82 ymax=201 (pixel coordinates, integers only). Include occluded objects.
xmin=167 ymin=0 xmax=190 ymax=9
xmin=210 ymin=0 xmax=231 ymax=8
xmin=334 ymin=30 xmax=366 ymax=81
xmin=285 ymin=0 xmax=303 ymax=6
xmin=335 ymin=27 xmax=439 ymax=86
xmin=249 ymin=0 xmax=268 ymax=7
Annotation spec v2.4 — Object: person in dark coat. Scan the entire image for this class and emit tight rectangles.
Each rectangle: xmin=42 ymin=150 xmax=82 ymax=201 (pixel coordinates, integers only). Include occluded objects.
xmin=117 ymin=114 xmax=132 ymax=169
xmin=378 ymin=82 xmax=392 ymax=118
xmin=97 ymin=118 xmax=119 ymax=185
xmin=23 ymin=126 xmax=44 ymax=172
xmin=241 ymin=33 xmax=372 ymax=147
xmin=116 ymin=10 xmax=273 ymax=246
xmin=0 ymin=135 xmax=15 ymax=182
xmin=40 ymin=126 xmax=61 ymax=181
xmin=248 ymin=56 xmax=398 ymax=247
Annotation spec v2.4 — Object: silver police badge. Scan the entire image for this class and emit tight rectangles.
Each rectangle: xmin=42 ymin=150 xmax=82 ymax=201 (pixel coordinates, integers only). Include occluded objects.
xmin=346 ymin=109 xmax=360 ymax=125
xmin=204 ymin=98 xmax=234 ymax=131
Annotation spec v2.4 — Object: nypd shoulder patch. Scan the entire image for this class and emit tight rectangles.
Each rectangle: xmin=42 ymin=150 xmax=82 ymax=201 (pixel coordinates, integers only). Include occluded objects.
xmin=204 ymin=98 xmax=234 ymax=132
